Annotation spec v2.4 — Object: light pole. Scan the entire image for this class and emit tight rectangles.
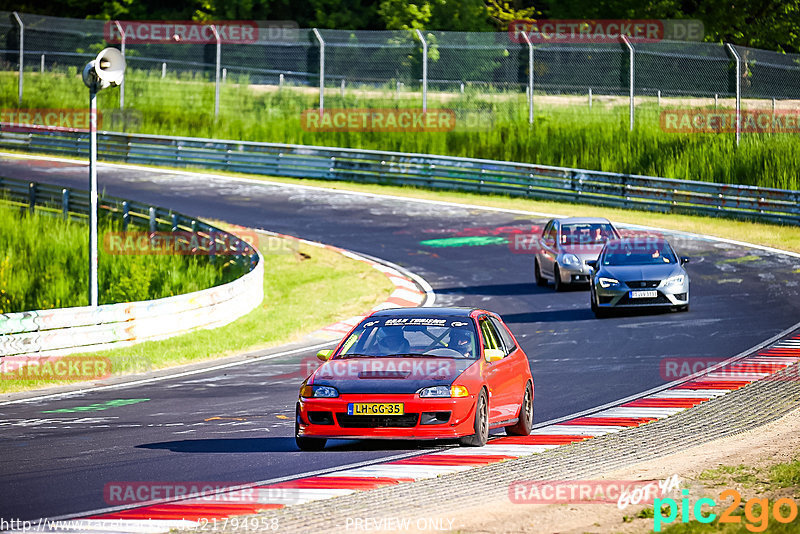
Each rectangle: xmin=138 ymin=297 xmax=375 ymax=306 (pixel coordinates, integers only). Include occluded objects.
xmin=82 ymin=48 xmax=125 ymax=307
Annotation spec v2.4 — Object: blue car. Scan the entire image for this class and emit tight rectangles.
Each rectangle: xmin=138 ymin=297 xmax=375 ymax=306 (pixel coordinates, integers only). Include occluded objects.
xmin=587 ymin=237 xmax=690 ymax=318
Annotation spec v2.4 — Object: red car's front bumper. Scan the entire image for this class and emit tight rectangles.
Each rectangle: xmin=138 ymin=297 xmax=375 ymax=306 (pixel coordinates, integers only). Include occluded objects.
xmin=296 ymin=393 xmax=478 ymax=440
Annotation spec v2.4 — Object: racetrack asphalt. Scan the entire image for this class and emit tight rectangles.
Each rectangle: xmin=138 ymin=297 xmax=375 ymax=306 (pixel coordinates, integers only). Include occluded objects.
xmin=1 ymin=156 xmax=799 ymax=521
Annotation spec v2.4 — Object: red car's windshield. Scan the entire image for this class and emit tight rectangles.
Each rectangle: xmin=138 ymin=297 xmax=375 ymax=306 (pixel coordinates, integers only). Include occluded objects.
xmin=337 ymin=318 xmax=478 ymax=359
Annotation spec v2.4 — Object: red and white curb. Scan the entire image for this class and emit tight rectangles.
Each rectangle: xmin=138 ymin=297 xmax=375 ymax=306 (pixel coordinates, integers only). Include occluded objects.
xmin=16 ymin=331 xmax=800 ymax=533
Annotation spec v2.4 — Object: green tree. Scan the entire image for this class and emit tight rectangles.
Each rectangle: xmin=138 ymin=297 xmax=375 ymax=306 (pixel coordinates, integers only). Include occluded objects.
xmin=378 ymin=0 xmax=492 ymax=32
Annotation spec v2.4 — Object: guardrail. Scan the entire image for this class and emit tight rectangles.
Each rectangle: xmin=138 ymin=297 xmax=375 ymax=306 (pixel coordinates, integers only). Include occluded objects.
xmin=0 ymin=174 xmax=263 ymax=357
xmin=0 ymin=124 xmax=798 ymax=226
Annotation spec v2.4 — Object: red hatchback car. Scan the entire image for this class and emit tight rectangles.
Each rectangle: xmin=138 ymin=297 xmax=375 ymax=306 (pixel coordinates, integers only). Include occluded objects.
xmin=295 ymin=307 xmax=534 ymax=450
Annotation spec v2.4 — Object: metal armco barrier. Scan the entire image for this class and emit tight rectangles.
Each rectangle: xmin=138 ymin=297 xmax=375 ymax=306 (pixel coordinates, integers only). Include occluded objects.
xmin=0 ymin=174 xmax=263 ymax=357
xmin=1 ymin=124 xmax=798 ymax=226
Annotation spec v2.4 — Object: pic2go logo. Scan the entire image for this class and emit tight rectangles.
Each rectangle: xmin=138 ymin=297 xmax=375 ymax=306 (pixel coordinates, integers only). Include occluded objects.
xmin=654 ymin=489 xmax=799 ymax=532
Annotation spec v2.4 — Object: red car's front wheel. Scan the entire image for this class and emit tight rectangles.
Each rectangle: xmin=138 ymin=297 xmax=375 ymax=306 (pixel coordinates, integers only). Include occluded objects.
xmin=459 ymin=390 xmax=488 ymax=447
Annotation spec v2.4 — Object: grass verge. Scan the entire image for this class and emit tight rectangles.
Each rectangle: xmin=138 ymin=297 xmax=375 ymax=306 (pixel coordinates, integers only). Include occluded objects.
xmin=650 ymin=458 xmax=800 ymax=533
xmin=0 ymin=233 xmax=394 ymax=394
xmin=2 ymin=70 xmax=799 ymax=189
xmin=0 ymin=200 xmax=246 ymax=312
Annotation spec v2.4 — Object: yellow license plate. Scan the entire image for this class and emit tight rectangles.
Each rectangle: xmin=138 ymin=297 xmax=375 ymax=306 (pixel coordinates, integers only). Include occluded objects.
xmin=347 ymin=403 xmax=404 ymax=415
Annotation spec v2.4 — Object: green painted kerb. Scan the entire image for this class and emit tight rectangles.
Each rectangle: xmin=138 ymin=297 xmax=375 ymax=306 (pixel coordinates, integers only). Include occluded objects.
xmin=420 ymin=236 xmax=509 ymax=248
xmin=42 ymin=398 xmax=150 ymax=413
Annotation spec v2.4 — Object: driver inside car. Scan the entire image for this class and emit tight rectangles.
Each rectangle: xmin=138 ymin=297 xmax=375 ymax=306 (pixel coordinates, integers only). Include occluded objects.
xmin=376 ymin=330 xmax=410 ymax=355
xmin=448 ymin=329 xmax=474 ymax=358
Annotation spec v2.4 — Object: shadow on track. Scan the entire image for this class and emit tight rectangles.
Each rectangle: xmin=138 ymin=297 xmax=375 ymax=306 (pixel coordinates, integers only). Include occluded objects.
xmin=434 ymin=282 xmax=542 ymax=296
xmin=501 ymin=308 xmax=595 ymax=323
xmin=136 ymin=437 xmax=454 ymax=453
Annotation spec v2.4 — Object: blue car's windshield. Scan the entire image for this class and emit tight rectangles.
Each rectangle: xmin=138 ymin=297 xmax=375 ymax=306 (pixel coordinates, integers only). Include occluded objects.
xmin=337 ymin=318 xmax=478 ymax=359
xmin=602 ymin=242 xmax=677 ymax=266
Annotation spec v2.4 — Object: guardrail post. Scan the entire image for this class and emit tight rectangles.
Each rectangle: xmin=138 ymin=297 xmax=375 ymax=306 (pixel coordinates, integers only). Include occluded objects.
xmin=726 ymin=43 xmax=741 ymax=146
xmin=149 ymin=206 xmax=156 ymax=233
xmin=113 ymin=21 xmax=125 ymax=109
xmin=171 ymin=213 xmax=179 ymax=232
xmin=414 ymin=29 xmax=428 ymax=112
xmin=61 ymin=188 xmax=69 ymax=219
xmin=27 ymin=182 xmax=36 ymax=214
xmin=40 ymin=54 xmax=44 ymax=73
xmin=208 ymin=229 xmax=216 ymax=265
xmin=122 ymin=201 xmax=130 ymax=230
xmin=12 ymin=12 xmax=23 ymax=104
xmin=621 ymin=35 xmax=635 ymax=131
xmin=521 ymin=32 xmax=534 ymax=124
xmin=209 ymin=25 xmax=221 ymax=117
xmin=312 ymin=28 xmax=325 ymax=113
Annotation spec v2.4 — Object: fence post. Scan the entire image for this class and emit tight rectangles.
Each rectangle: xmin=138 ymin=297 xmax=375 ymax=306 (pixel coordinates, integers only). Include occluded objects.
xmin=12 ymin=12 xmax=23 ymax=104
xmin=40 ymin=54 xmax=44 ymax=74
xmin=113 ymin=21 xmax=125 ymax=109
xmin=27 ymin=182 xmax=36 ymax=214
xmin=149 ymin=206 xmax=157 ymax=233
xmin=621 ymin=35 xmax=634 ymax=131
xmin=521 ymin=32 xmax=534 ymax=124
xmin=589 ymin=88 xmax=593 ymax=108
xmin=312 ymin=28 xmax=325 ymax=113
xmin=210 ymin=25 xmax=221 ymax=117
xmin=122 ymin=201 xmax=130 ymax=230
xmin=62 ymin=189 xmax=69 ymax=219
xmin=725 ymin=43 xmax=741 ymax=146
xmin=161 ymin=62 xmax=166 ymax=78
xmin=414 ymin=29 xmax=428 ymax=112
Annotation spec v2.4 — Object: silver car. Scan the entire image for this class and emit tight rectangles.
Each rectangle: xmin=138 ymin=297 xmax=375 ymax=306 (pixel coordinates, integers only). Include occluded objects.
xmin=534 ymin=217 xmax=620 ymax=291
xmin=587 ymin=237 xmax=690 ymax=318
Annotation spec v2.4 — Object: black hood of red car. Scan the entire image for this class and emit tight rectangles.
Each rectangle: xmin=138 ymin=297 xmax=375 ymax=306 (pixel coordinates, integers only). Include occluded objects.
xmin=310 ymin=357 xmax=478 ymax=394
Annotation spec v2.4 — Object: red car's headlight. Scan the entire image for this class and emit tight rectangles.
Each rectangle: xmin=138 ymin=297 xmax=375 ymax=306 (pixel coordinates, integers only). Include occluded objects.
xmin=417 ymin=385 xmax=469 ymax=398
xmin=300 ymin=385 xmax=339 ymax=398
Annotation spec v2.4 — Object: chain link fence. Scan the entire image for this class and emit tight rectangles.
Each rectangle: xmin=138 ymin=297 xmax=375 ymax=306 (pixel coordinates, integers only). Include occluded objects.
xmin=1 ymin=11 xmax=799 ymax=142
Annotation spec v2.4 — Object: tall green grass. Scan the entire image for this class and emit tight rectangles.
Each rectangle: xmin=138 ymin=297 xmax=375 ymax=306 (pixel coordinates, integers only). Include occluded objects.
xmin=0 ymin=202 xmax=246 ymax=313
xmin=1 ymin=70 xmax=798 ymax=190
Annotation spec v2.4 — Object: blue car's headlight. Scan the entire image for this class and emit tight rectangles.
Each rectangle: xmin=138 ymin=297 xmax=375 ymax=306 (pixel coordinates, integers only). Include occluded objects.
xmin=663 ymin=274 xmax=685 ymax=287
xmin=598 ymin=277 xmax=620 ymax=288
xmin=300 ymin=384 xmax=339 ymax=398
